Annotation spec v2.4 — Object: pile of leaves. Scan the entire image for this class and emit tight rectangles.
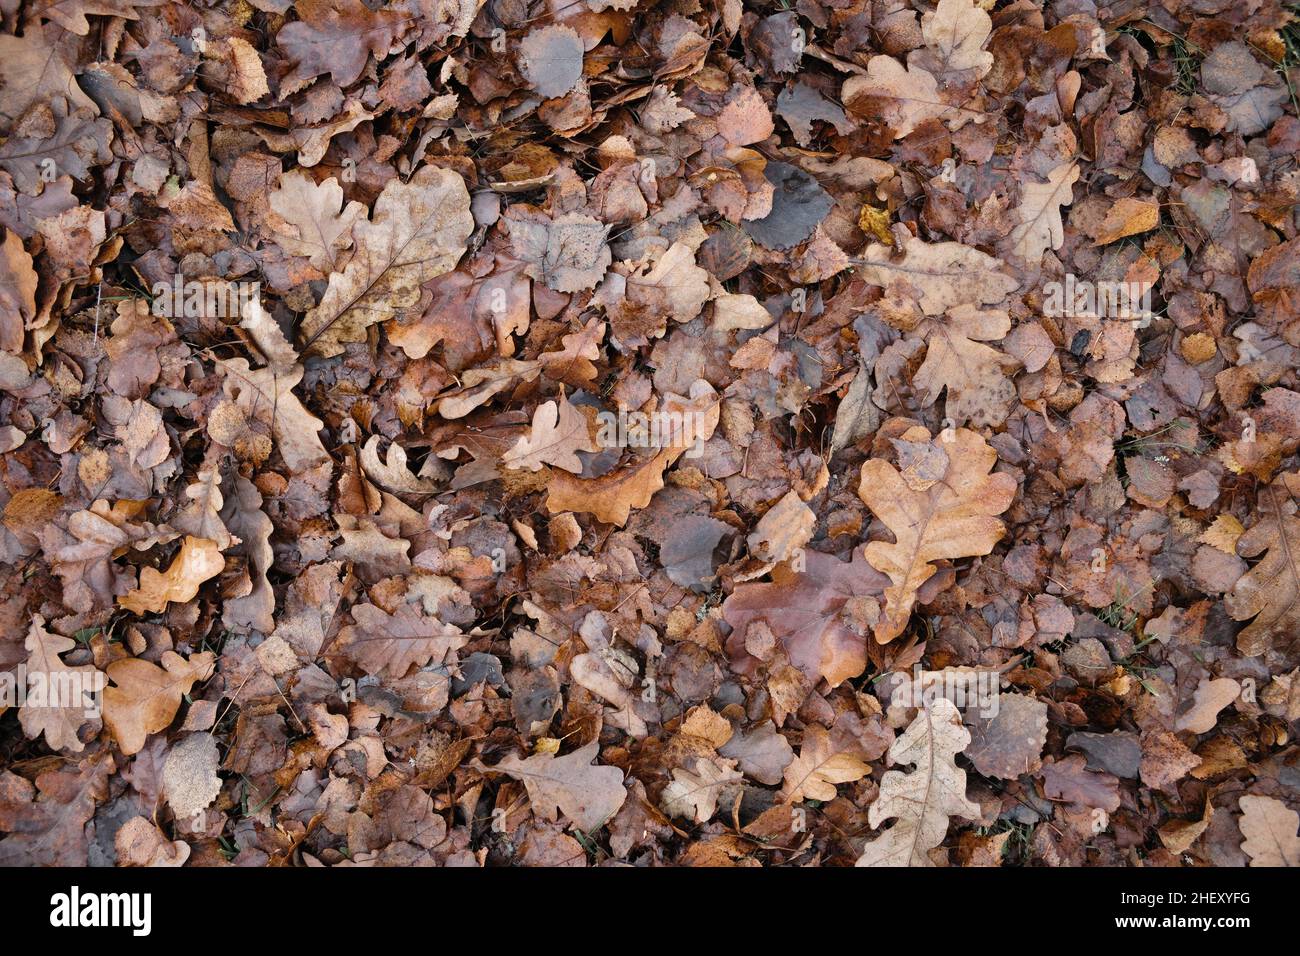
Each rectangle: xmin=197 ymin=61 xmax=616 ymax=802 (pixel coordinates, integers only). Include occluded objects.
xmin=1 ymin=0 xmax=1299 ymax=868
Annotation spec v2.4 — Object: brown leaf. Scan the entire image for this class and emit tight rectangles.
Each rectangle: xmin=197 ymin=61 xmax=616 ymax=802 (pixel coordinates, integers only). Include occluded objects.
xmin=119 ymin=535 xmax=225 ymax=615
xmin=859 ymin=428 xmax=1016 ymax=642
xmin=103 ymin=651 xmax=216 ymax=756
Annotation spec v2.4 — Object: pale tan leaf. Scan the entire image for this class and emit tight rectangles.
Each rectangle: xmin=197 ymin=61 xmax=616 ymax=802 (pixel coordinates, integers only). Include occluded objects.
xmin=18 ymin=616 xmax=103 ymax=753
xmin=1239 ymin=794 xmax=1300 ymax=866
xmin=856 ymin=699 xmax=978 ymax=867
xmin=1005 ymin=161 xmax=1078 ymax=264
xmin=857 ymin=236 xmax=1017 ymax=316
xmin=300 ymin=165 xmax=473 ymax=356
xmin=103 ymin=651 xmax=216 ymax=756
xmin=267 ymin=171 xmax=365 ymax=271
xmin=503 ymin=395 xmax=599 ymax=473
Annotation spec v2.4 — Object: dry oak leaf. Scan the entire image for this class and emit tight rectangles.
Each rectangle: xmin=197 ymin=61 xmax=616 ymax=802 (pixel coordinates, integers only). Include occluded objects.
xmin=856 ymin=699 xmax=979 ymax=867
xmin=300 ymin=165 xmax=473 ymax=356
xmin=481 ymin=740 xmax=626 ymax=832
xmin=626 ymin=241 xmax=712 ymax=325
xmin=1238 ymin=795 xmax=1300 ymax=866
xmin=171 ymin=465 xmax=233 ymax=551
xmin=18 ymin=616 xmax=104 ymax=753
xmin=1175 ymin=677 xmax=1241 ymax=734
xmin=842 ymin=56 xmax=971 ymax=139
xmin=119 ymin=535 xmax=225 ymax=615
xmin=547 ymin=449 xmax=670 ymax=526
xmin=267 ymin=171 xmax=365 ymax=272
xmin=780 ymin=722 xmax=871 ymax=803
xmin=910 ymin=0 xmax=994 ymax=86
xmin=103 ymin=651 xmax=216 ymax=756
xmin=1093 ymin=197 xmax=1160 ymax=246
xmin=360 ymin=436 xmax=439 ymax=494
xmin=914 ymin=305 xmax=1017 ymax=427
xmin=519 ymin=25 xmax=585 ymax=100
xmin=747 ymin=489 xmax=815 ymax=564
xmin=336 ymin=602 xmax=466 ymax=680
xmin=0 ymin=228 xmax=37 ymax=352
xmin=1005 ymin=162 xmax=1078 ymax=264
xmin=545 ymin=379 xmax=719 ymax=525
xmin=1224 ymin=513 xmax=1300 ymax=656
xmin=661 ymin=756 xmax=744 ymax=823
xmin=0 ymin=26 xmax=99 ymax=126
xmin=857 ymin=236 xmax=1017 ymax=316
xmin=503 ymin=394 xmax=599 ymax=473
xmin=217 ymin=358 xmax=331 ymax=474
xmin=859 ymin=428 xmax=1016 ymax=643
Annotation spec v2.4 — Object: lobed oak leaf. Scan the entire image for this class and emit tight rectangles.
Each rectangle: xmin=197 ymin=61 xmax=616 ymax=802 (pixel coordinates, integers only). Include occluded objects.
xmin=910 ymin=0 xmax=994 ymax=86
xmin=843 ymin=56 xmax=974 ymax=140
xmin=661 ymin=756 xmax=743 ymax=823
xmin=103 ymin=651 xmax=216 ymax=756
xmin=856 ymin=699 xmax=979 ymax=867
xmin=780 ymin=721 xmax=872 ymax=803
xmin=18 ymin=616 xmax=104 ymax=753
xmin=857 ymin=236 xmax=1017 ymax=316
xmin=300 ymin=165 xmax=473 ymax=356
xmin=0 ymin=752 xmax=114 ymax=865
xmin=1224 ymin=513 xmax=1300 ymax=655
xmin=913 ymin=305 xmax=1017 ymax=427
xmin=267 ymin=171 xmax=365 ymax=272
xmin=119 ymin=535 xmax=225 ymax=616
xmin=481 ymin=740 xmax=626 ymax=832
xmin=503 ymin=394 xmax=599 ymax=473
xmin=276 ymin=0 xmax=407 ymax=94
xmin=859 ymin=428 xmax=1016 ymax=643
xmin=1004 ymin=161 xmax=1078 ymax=265
xmin=335 ymin=603 xmax=466 ymax=680
xmin=1238 ymin=795 xmax=1300 ymax=866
